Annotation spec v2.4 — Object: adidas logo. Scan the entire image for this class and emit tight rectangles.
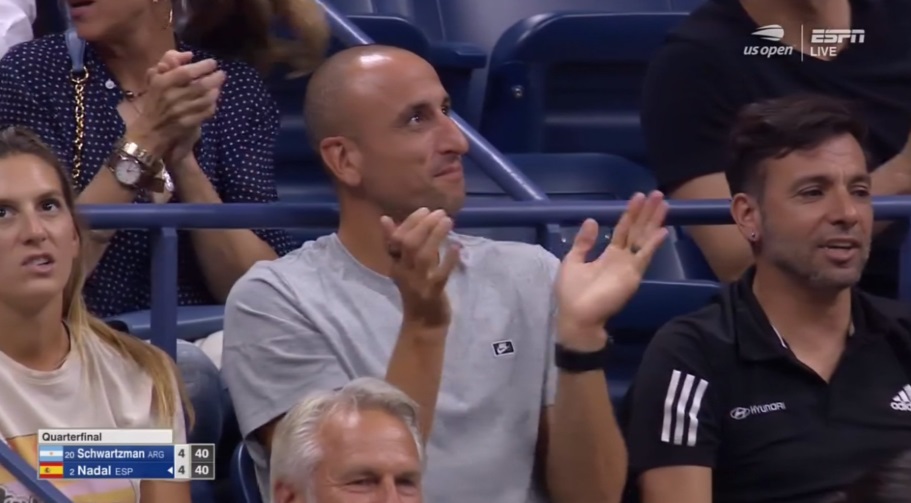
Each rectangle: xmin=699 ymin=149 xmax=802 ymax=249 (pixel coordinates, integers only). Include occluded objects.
xmin=890 ymin=385 xmax=911 ymax=412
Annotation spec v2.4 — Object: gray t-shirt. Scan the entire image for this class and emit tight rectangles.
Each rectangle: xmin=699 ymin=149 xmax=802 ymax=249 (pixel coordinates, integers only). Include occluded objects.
xmin=222 ymin=232 xmax=559 ymax=503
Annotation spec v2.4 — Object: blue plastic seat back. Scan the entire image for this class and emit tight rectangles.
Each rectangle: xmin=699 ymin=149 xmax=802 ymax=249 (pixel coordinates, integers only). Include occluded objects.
xmin=433 ymin=0 xmax=674 ymax=50
xmin=459 ymin=153 xmax=654 ymax=245
xmin=674 ymin=228 xmax=718 ymax=281
xmin=231 ymin=443 xmax=263 ymax=503
xmin=481 ymin=12 xmax=687 ymax=163
xmin=459 ymin=152 xmax=690 ymax=280
xmin=105 ymin=305 xmax=226 ymax=342
xmin=605 ymin=279 xmax=720 ymax=404
xmin=427 ymin=0 xmax=680 ymax=123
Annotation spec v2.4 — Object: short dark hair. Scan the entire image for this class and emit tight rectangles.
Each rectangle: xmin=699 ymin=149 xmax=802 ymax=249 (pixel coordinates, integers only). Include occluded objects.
xmin=725 ymin=94 xmax=868 ymax=197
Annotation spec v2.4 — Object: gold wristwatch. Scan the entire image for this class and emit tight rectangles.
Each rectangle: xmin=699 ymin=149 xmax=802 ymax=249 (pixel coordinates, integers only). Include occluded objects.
xmin=106 ymin=139 xmax=172 ymax=193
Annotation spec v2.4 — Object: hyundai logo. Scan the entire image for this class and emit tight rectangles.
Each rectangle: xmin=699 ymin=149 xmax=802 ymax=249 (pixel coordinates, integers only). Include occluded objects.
xmin=730 ymin=407 xmax=751 ymax=420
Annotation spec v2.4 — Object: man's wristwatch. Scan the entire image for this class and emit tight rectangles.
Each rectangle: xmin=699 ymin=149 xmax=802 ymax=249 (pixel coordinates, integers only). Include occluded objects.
xmin=554 ymin=342 xmax=610 ymax=373
xmin=106 ymin=140 xmax=169 ymax=193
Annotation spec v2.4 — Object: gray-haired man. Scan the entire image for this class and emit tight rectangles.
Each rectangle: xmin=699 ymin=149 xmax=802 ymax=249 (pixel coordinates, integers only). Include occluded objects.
xmin=270 ymin=378 xmax=424 ymax=503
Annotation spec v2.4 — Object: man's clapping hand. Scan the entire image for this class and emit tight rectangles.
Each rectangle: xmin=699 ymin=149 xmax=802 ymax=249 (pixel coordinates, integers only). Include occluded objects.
xmin=556 ymin=191 xmax=669 ymax=350
xmin=381 ymin=208 xmax=461 ymax=331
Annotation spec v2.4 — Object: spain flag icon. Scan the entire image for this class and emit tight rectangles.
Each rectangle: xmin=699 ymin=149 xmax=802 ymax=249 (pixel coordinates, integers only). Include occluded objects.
xmin=38 ymin=462 xmax=63 ymax=479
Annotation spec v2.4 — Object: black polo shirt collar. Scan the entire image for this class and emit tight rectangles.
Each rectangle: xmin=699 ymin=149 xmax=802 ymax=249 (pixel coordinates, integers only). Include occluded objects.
xmin=722 ymin=267 xmax=893 ymax=362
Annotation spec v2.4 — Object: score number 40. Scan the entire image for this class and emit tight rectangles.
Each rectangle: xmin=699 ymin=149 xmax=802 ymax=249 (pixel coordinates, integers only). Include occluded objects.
xmin=176 ymin=446 xmax=213 ymax=477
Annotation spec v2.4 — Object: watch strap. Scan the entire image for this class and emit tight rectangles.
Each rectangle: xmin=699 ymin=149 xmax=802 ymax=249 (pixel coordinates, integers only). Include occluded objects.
xmin=554 ymin=343 xmax=609 ymax=373
xmin=117 ymin=139 xmax=159 ymax=169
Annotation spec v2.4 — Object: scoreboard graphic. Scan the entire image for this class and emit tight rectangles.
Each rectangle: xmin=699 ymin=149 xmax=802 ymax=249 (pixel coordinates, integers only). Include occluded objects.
xmin=36 ymin=429 xmax=215 ymax=481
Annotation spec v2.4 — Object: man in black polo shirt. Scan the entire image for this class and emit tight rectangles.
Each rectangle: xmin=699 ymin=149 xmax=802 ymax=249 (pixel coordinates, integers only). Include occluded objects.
xmin=624 ymin=95 xmax=911 ymax=503
xmin=641 ymin=0 xmax=911 ymax=296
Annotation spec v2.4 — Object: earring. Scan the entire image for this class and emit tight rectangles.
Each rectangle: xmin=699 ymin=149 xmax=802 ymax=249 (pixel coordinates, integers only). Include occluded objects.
xmin=750 ymin=231 xmax=757 ymax=241
xmin=154 ymin=0 xmax=174 ymax=30
xmin=163 ymin=7 xmax=173 ymax=30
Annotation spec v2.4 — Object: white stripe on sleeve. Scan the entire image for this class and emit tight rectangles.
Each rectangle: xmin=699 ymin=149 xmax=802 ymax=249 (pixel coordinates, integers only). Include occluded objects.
xmin=660 ymin=370 xmax=682 ymax=443
xmin=660 ymin=370 xmax=710 ymax=446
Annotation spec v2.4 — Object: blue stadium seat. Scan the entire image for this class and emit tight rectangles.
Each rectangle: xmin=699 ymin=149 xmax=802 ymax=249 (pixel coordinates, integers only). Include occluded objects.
xmin=231 ymin=443 xmax=263 ymax=503
xmin=430 ymin=0 xmax=673 ymax=49
xmin=462 ymin=152 xmax=697 ymax=280
xmin=609 ymin=280 xmax=719 ymax=335
xmin=460 ymin=152 xmax=653 ymax=246
xmin=674 ymin=229 xmax=717 ymax=281
xmin=480 ymin=12 xmax=687 ymax=163
xmin=105 ymin=305 xmax=225 ymax=342
xmin=605 ymin=279 xmax=720 ymax=403
xmin=408 ymin=0 xmax=687 ymax=124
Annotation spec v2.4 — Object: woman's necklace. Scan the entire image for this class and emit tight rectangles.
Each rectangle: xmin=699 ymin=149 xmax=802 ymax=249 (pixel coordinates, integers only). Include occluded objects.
xmin=123 ymin=88 xmax=146 ymax=116
xmin=123 ymin=89 xmax=145 ymax=101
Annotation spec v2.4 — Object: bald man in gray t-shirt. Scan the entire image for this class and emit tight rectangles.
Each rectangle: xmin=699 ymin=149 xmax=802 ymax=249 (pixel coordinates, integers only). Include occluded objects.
xmin=223 ymin=232 xmax=559 ymax=503
xmin=224 ymin=44 xmax=656 ymax=503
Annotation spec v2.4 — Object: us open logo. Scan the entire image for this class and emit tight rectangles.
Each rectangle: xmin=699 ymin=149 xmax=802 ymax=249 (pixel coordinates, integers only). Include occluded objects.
xmin=744 ymin=24 xmax=867 ymax=60
xmin=744 ymin=25 xmax=794 ymax=58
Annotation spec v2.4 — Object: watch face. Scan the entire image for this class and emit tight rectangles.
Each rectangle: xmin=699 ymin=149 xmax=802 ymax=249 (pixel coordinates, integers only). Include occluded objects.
xmin=114 ymin=158 xmax=142 ymax=185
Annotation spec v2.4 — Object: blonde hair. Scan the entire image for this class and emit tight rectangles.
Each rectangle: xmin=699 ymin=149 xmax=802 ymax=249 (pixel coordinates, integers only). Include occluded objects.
xmin=0 ymin=126 xmax=193 ymax=428
xmin=181 ymin=0 xmax=331 ymax=77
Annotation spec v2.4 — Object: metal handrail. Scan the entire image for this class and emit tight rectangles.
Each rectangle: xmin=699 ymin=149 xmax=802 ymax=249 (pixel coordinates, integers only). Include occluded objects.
xmin=81 ymin=197 xmax=911 ymax=228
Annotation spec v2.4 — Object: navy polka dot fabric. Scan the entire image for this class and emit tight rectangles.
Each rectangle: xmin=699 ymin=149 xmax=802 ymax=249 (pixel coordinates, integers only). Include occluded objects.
xmin=0 ymin=33 xmax=297 ymax=317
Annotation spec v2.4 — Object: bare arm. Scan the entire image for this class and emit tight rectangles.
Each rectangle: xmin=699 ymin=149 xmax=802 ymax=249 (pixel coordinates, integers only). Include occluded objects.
xmin=543 ymin=196 xmax=671 ymax=503
xmin=254 ymin=323 xmax=448 ymax=451
xmin=76 ymin=165 xmax=142 ymax=273
xmin=171 ymin=155 xmax=278 ymax=303
xmin=139 ymin=480 xmax=192 ymax=503
xmin=71 ymin=99 xmax=171 ymax=273
xmin=384 ymin=324 xmax=447 ymax=443
xmin=380 ymin=209 xmax=459 ymax=443
xmin=544 ymin=342 xmax=628 ymax=503
xmin=640 ymin=466 xmax=713 ymax=503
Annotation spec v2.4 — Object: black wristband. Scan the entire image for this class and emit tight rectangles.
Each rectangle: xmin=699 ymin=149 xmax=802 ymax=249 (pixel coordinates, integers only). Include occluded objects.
xmin=554 ymin=343 xmax=609 ymax=373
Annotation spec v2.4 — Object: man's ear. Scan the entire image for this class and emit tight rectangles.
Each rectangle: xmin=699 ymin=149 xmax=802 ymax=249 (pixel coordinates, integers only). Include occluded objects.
xmin=730 ymin=192 xmax=761 ymax=243
xmin=320 ymin=136 xmax=363 ymax=187
xmin=272 ymin=480 xmax=302 ymax=503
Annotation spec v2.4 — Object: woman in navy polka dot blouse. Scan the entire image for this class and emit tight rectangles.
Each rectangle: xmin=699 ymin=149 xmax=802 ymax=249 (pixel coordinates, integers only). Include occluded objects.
xmin=0 ymin=0 xmax=329 ymax=318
